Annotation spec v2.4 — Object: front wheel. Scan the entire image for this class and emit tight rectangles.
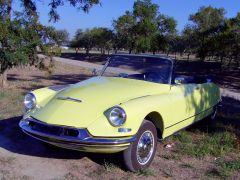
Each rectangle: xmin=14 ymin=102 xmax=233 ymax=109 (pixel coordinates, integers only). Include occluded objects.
xmin=123 ymin=120 xmax=157 ymax=172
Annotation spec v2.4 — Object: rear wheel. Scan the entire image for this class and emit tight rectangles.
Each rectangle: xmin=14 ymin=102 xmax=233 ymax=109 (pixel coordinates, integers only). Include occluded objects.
xmin=123 ymin=120 xmax=157 ymax=172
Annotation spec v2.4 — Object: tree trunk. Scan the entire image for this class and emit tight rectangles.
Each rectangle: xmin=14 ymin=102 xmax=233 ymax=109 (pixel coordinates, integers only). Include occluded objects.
xmin=167 ymin=51 xmax=169 ymax=57
xmin=7 ymin=0 xmax=12 ymax=18
xmin=75 ymin=48 xmax=79 ymax=54
xmin=220 ymin=56 xmax=223 ymax=64
xmin=0 ymin=71 xmax=8 ymax=88
xmin=228 ymin=57 xmax=233 ymax=68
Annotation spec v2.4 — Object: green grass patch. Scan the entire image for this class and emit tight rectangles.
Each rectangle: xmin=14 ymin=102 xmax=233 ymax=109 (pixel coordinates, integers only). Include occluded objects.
xmin=103 ymin=160 xmax=119 ymax=172
xmin=180 ymin=163 xmax=194 ymax=169
xmin=138 ymin=168 xmax=155 ymax=177
xmin=161 ymin=167 xmax=173 ymax=178
xmin=207 ymin=159 xmax=240 ymax=178
xmin=174 ymin=131 xmax=237 ymax=158
xmin=0 ymin=91 xmax=6 ymax=100
xmin=0 ymin=89 xmax=24 ymax=120
xmin=162 ymin=154 xmax=180 ymax=160
xmin=0 ymin=90 xmax=15 ymax=101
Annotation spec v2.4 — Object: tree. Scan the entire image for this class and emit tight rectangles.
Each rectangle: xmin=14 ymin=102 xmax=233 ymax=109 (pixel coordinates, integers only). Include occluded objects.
xmin=0 ymin=0 xmax=100 ymax=87
xmin=181 ymin=25 xmax=198 ymax=60
xmin=188 ymin=6 xmax=225 ymax=60
xmin=75 ymin=29 xmax=94 ymax=54
xmin=0 ymin=1 xmax=43 ymax=87
xmin=90 ymin=27 xmax=113 ymax=54
xmin=226 ymin=13 xmax=240 ymax=67
xmin=43 ymin=27 xmax=69 ymax=46
xmin=113 ymin=11 xmax=136 ymax=53
xmin=39 ymin=0 xmax=101 ymax=22
xmin=113 ymin=0 xmax=177 ymax=54
xmin=156 ymin=14 xmax=177 ymax=54
xmin=71 ymin=28 xmax=113 ymax=54
xmin=55 ymin=29 xmax=69 ymax=46
xmin=215 ymin=13 xmax=240 ymax=67
xmin=133 ymin=0 xmax=159 ymax=52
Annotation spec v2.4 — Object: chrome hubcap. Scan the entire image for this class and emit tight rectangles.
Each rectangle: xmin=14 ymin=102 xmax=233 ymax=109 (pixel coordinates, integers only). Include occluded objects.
xmin=137 ymin=130 xmax=154 ymax=165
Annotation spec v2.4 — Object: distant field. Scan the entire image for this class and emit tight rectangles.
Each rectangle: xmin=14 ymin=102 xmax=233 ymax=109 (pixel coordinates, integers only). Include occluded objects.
xmin=0 ymin=58 xmax=239 ymax=179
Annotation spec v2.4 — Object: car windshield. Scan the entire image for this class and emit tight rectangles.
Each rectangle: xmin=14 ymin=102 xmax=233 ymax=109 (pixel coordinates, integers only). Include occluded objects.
xmin=101 ymin=55 xmax=173 ymax=84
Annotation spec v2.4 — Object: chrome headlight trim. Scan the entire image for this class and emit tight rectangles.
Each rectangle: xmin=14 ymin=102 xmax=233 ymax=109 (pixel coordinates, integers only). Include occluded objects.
xmin=24 ymin=93 xmax=36 ymax=110
xmin=108 ymin=106 xmax=126 ymax=127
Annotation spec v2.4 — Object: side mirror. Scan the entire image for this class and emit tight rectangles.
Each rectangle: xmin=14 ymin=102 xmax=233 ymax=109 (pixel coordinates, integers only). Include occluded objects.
xmin=174 ymin=77 xmax=186 ymax=84
xmin=92 ymin=68 xmax=97 ymax=76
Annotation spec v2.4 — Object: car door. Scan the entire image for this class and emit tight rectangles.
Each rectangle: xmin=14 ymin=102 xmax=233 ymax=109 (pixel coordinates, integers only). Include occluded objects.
xmin=163 ymin=83 xmax=202 ymax=136
xmin=195 ymin=82 xmax=221 ymax=120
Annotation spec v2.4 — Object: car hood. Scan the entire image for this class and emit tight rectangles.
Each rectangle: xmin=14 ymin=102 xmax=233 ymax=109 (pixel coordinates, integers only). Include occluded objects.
xmin=32 ymin=76 xmax=170 ymax=128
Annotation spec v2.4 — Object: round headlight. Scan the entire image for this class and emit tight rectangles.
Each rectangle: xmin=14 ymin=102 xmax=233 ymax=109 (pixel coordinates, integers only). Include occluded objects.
xmin=24 ymin=93 xmax=36 ymax=110
xmin=108 ymin=107 xmax=126 ymax=126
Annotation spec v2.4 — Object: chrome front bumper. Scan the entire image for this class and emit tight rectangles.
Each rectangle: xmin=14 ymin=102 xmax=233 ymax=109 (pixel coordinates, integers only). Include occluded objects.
xmin=19 ymin=118 xmax=136 ymax=153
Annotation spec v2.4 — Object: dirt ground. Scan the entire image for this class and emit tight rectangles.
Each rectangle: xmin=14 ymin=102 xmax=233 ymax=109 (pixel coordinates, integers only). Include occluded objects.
xmin=0 ymin=59 xmax=239 ymax=180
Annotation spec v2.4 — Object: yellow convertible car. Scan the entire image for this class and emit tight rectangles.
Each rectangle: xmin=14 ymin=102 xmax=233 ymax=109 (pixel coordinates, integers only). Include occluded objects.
xmin=19 ymin=54 xmax=221 ymax=171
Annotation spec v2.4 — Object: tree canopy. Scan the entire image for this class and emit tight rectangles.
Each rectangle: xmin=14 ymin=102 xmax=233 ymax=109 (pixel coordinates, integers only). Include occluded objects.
xmin=0 ymin=0 xmax=100 ymax=87
xmin=71 ymin=27 xmax=113 ymax=54
xmin=112 ymin=0 xmax=177 ymax=54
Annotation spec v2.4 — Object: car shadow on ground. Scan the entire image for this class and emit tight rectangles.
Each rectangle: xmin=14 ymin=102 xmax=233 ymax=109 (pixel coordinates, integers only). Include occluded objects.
xmin=0 ymin=116 xmax=125 ymax=168
xmin=7 ymin=73 xmax=92 ymax=93
xmin=60 ymin=53 xmax=108 ymax=65
xmin=8 ymin=73 xmax=92 ymax=86
xmin=188 ymin=96 xmax=240 ymax=137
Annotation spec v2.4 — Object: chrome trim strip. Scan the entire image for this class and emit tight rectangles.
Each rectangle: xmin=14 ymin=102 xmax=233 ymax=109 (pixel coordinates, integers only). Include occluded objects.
xmin=57 ymin=96 xmax=82 ymax=103
xmin=19 ymin=119 xmax=136 ymax=145
xmin=165 ymin=102 xmax=220 ymax=129
xmin=23 ymin=130 xmax=129 ymax=150
xmin=24 ymin=117 xmax=78 ymax=129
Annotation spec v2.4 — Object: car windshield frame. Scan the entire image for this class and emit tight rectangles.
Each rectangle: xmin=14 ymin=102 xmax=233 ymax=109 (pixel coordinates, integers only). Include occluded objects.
xmin=100 ymin=54 xmax=174 ymax=85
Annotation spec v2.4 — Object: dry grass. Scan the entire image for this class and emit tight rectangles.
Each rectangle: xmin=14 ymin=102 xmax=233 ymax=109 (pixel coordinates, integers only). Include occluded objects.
xmin=0 ymin=61 xmax=92 ymax=120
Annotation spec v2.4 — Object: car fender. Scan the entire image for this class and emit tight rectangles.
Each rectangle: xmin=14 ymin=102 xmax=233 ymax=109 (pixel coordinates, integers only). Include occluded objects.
xmin=87 ymin=93 xmax=173 ymax=138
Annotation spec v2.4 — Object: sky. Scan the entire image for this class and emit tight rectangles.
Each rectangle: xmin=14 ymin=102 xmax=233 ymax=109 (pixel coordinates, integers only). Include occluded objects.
xmin=15 ymin=0 xmax=240 ymax=38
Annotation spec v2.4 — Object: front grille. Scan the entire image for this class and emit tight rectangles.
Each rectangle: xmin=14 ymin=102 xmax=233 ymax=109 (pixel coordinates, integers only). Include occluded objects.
xmin=28 ymin=119 xmax=79 ymax=137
